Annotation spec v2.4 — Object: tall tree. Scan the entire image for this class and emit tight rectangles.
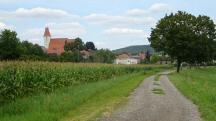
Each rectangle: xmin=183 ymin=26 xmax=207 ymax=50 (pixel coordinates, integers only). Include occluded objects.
xmin=85 ymin=41 xmax=96 ymax=50
xmin=0 ymin=29 xmax=22 ymax=60
xmin=145 ymin=50 xmax=151 ymax=63
xmin=149 ymin=11 xmax=216 ymax=72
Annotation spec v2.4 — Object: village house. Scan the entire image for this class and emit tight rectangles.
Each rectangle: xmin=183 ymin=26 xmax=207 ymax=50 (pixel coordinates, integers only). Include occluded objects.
xmin=44 ymin=27 xmax=75 ymax=55
xmin=115 ymin=52 xmax=146 ymax=64
xmin=80 ymin=50 xmax=92 ymax=59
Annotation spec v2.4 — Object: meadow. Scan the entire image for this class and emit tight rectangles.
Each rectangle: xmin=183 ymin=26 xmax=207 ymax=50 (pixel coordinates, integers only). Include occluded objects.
xmin=169 ymin=67 xmax=216 ymax=121
xmin=0 ymin=61 xmax=170 ymax=121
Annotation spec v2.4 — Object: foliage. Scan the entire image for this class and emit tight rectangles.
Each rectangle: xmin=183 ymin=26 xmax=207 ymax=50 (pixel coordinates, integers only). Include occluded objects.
xmin=20 ymin=41 xmax=44 ymax=56
xmin=0 ymin=62 xmax=168 ymax=102
xmin=94 ymin=49 xmax=116 ymax=63
xmin=19 ymin=41 xmax=45 ymax=60
xmin=149 ymin=11 xmax=216 ymax=72
xmin=85 ymin=41 xmax=96 ymax=50
xmin=64 ymin=37 xmax=85 ymax=52
xmin=169 ymin=68 xmax=216 ymax=121
xmin=145 ymin=50 xmax=151 ymax=63
xmin=60 ymin=51 xmax=83 ymax=62
xmin=0 ymin=30 xmax=22 ymax=60
xmin=150 ymin=54 xmax=160 ymax=64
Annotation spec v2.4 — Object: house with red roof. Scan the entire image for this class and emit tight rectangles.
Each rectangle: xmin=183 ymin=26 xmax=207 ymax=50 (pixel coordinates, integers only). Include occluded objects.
xmin=44 ymin=27 xmax=75 ymax=55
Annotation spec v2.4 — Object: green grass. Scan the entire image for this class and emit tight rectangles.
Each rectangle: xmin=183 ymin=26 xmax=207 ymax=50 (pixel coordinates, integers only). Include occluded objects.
xmin=169 ymin=67 xmax=216 ymax=121
xmin=154 ymin=74 xmax=160 ymax=81
xmin=152 ymin=88 xmax=165 ymax=95
xmin=153 ymin=82 xmax=160 ymax=86
xmin=0 ymin=69 xmax=160 ymax=121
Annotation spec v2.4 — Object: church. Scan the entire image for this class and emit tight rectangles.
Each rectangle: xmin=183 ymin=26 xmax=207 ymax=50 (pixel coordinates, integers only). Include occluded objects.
xmin=44 ymin=27 xmax=75 ymax=55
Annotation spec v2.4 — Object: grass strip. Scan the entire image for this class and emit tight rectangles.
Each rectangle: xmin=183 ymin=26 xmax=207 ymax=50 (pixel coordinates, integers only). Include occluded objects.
xmin=169 ymin=68 xmax=216 ymax=121
xmin=154 ymin=74 xmax=160 ymax=81
xmin=152 ymin=88 xmax=165 ymax=95
xmin=153 ymin=82 xmax=160 ymax=86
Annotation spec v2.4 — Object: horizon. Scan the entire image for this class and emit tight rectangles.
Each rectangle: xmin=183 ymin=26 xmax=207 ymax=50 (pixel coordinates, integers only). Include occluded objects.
xmin=0 ymin=0 xmax=215 ymax=50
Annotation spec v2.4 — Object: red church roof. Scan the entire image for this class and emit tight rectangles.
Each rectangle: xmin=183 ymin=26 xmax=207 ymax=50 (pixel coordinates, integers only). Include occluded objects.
xmin=47 ymin=38 xmax=74 ymax=55
xmin=44 ymin=27 xmax=51 ymax=37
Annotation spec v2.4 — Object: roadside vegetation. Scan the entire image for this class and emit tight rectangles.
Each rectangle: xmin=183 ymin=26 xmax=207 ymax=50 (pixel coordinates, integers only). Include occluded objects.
xmin=0 ymin=64 xmax=168 ymax=121
xmin=169 ymin=68 xmax=216 ymax=121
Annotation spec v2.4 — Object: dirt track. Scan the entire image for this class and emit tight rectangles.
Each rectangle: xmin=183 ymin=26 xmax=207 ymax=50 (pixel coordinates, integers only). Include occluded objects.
xmin=98 ymin=73 xmax=201 ymax=121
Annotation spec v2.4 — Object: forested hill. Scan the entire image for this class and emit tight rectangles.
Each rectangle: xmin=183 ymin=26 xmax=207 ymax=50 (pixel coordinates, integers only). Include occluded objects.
xmin=112 ymin=45 xmax=155 ymax=54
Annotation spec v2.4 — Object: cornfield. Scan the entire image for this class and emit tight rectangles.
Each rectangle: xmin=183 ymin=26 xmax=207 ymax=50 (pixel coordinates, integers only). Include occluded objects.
xmin=0 ymin=61 xmax=167 ymax=102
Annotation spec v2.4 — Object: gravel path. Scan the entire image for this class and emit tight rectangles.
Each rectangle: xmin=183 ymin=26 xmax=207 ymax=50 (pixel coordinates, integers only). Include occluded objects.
xmin=98 ymin=73 xmax=202 ymax=121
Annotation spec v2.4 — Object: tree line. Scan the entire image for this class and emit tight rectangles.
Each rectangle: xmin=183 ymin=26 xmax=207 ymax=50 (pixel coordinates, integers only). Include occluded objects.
xmin=0 ymin=29 xmax=115 ymax=63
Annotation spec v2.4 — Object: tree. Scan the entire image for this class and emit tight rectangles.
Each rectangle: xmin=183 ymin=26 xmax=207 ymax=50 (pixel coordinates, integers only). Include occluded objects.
xmin=94 ymin=49 xmax=115 ymax=63
xmin=20 ymin=41 xmax=45 ymax=60
xmin=64 ymin=37 xmax=85 ymax=52
xmin=0 ymin=29 xmax=22 ymax=60
xmin=149 ymin=11 xmax=216 ymax=72
xmin=150 ymin=54 xmax=160 ymax=64
xmin=85 ymin=41 xmax=96 ymax=50
xmin=145 ymin=50 xmax=151 ymax=63
xmin=191 ymin=15 xmax=216 ymax=65
xmin=60 ymin=51 xmax=83 ymax=62
xmin=21 ymin=41 xmax=44 ymax=56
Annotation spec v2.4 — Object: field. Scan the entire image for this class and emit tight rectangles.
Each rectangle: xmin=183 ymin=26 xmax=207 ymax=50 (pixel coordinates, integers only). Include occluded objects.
xmin=0 ymin=61 xmax=170 ymax=121
xmin=169 ymin=67 xmax=216 ymax=121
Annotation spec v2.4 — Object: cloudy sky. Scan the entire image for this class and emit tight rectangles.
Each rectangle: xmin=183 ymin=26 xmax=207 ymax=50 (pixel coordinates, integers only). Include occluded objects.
xmin=0 ymin=0 xmax=215 ymax=50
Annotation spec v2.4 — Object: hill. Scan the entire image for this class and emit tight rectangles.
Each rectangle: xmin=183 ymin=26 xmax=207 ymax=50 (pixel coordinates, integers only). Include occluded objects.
xmin=112 ymin=45 xmax=154 ymax=54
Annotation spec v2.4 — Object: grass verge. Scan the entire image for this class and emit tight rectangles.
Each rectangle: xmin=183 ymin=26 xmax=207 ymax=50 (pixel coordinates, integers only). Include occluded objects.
xmin=0 ymin=69 xmax=160 ymax=121
xmin=169 ymin=67 xmax=216 ymax=121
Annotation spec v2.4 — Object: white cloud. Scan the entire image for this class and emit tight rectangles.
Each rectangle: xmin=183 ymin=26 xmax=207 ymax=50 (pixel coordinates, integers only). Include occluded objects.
xmin=0 ymin=22 xmax=14 ymax=30
xmin=126 ymin=9 xmax=149 ymax=17
xmin=126 ymin=3 xmax=172 ymax=17
xmin=20 ymin=22 xmax=86 ymax=45
xmin=0 ymin=7 xmax=78 ymax=20
xmin=0 ymin=22 xmax=8 ymax=29
xmin=19 ymin=28 xmax=44 ymax=45
xmin=84 ymin=13 xmax=156 ymax=27
xmin=104 ymin=28 xmax=148 ymax=39
xmin=46 ymin=22 xmax=86 ymax=38
xmin=84 ymin=3 xmax=171 ymax=27
xmin=149 ymin=3 xmax=171 ymax=13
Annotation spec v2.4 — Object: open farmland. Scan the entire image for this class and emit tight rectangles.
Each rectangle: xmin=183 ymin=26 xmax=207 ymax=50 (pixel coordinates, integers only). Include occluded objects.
xmin=0 ymin=62 xmax=169 ymax=102
xmin=0 ymin=62 xmax=170 ymax=121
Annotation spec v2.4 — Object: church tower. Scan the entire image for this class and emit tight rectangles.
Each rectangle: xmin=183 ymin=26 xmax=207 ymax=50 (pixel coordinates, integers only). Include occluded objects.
xmin=44 ymin=27 xmax=51 ymax=49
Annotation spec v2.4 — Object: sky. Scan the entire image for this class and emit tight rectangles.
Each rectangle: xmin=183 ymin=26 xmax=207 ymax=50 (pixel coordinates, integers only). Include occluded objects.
xmin=0 ymin=0 xmax=215 ymax=50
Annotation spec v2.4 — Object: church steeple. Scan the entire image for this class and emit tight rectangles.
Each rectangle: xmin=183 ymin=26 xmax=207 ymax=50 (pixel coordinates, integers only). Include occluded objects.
xmin=44 ymin=27 xmax=51 ymax=49
xmin=44 ymin=27 xmax=51 ymax=37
